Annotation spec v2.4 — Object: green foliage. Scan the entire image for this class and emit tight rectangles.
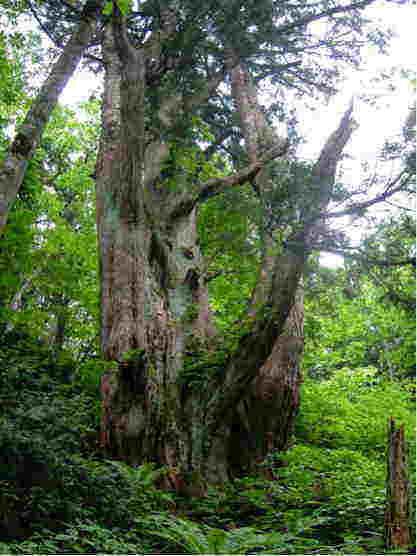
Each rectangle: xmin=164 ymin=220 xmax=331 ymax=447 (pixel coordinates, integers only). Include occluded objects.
xmin=0 ymin=30 xmax=28 ymax=133
xmin=198 ymin=184 xmax=261 ymax=330
xmin=141 ymin=513 xmax=320 ymax=554
xmin=296 ymin=370 xmax=415 ymax=458
xmin=103 ymin=0 xmax=133 ymax=16
xmin=0 ymin=520 xmax=146 ymax=554
xmin=0 ymin=100 xmax=100 ymax=361
xmin=0 ymin=326 xmax=415 ymax=554
xmin=269 ymin=445 xmax=386 ymax=529
xmin=180 ymin=344 xmax=229 ymax=393
xmin=0 ymin=334 xmax=175 ymax=548
xmin=304 ymin=264 xmax=415 ymax=380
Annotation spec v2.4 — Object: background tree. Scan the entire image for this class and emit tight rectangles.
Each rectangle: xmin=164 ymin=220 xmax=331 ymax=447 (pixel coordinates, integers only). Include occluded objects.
xmin=0 ymin=99 xmax=100 ymax=372
xmin=0 ymin=0 xmax=103 ymax=232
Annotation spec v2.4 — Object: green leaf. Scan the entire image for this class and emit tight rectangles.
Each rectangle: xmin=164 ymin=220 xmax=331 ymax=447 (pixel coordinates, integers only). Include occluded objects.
xmin=102 ymin=1 xmax=113 ymax=15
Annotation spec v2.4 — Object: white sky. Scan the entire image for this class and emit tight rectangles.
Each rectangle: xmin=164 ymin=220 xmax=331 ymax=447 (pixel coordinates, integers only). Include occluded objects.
xmin=296 ymin=3 xmax=416 ymax=266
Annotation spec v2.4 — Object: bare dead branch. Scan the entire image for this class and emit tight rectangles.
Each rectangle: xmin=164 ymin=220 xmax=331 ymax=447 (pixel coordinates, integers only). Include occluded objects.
xmin=168 ymin=141 xmax=289 ymax=221
xmin=323 ymin=169 xmax=412 ymax=219
xmin=276 ymin=0 xmax=377 ymax=36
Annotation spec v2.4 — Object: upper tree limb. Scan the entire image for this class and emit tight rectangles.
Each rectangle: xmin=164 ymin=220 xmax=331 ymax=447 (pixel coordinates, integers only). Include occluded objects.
xmin=166 ymin=142 xmax=289 ymax=221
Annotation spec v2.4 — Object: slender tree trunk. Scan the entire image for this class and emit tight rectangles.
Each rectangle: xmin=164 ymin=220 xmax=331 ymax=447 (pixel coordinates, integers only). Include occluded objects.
xmin=384 ymin=418 xmax=412 ymax=551
xmin=0 ymin=0 xmax=103 ymax=234
xmin=4 ymin=269 xmax=41 ymax=333
xmin=48 ymin=296 xmax=70 ymax=361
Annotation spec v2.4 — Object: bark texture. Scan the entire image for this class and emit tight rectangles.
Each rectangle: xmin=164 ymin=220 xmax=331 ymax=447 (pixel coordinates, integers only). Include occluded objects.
xmin=384 ymin=418 xmax=412 ymax=551
xmin=96 ymin=20 xmax=225 ymax=483
xmin=0 ymin=0 xmax=103 ymax=233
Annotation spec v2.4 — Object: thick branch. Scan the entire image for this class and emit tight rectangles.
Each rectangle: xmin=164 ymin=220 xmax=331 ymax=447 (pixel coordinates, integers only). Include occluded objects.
xmin=206 ymin=249 xmax=306 ymax=432
xmin=168 ymin=142 xmax=289 ymax=220
xmin=313 ymin=100 xmax=355 ymax=188
xmin=145 ymin=71 xmax=227 ymax=196
xmin=228 ymin=58 xmax=289 ymax=319
xmin=112 ymin=1 xmax=135 ymax=63
xmin=158 ymin=68 xmax=226 ymax=129
xmin=185 ymin=70 xmax=226 ymax=113
xmin=206 ymin=102 xmax=356 ymax=428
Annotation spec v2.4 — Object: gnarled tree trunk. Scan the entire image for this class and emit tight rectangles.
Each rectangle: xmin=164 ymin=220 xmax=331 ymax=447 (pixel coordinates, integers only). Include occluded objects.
xmin=227 ymin=59 xmax=304 ymax=476
xmin=97 ymin=11 xmax=355 ymax=487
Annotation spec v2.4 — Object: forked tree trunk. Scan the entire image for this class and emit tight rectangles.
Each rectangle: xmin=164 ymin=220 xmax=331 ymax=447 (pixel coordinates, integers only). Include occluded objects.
xmin=97 ymin=13 xmax=355 ymax=488
xmin=96 ymin=22 xmax=226 ymax=486
xmin=384 ymin=418 xmax=412 ymax=551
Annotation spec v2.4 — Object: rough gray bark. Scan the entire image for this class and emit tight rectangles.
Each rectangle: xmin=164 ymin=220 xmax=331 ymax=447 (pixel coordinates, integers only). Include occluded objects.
xmin=0 ymin=0 xmax=103 ymax=234
xmin=96 ymin=20 xmax=227 ymax=485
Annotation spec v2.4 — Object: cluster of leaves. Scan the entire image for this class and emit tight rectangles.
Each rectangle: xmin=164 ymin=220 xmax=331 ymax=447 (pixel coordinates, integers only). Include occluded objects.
xmin=297 ymin=370 xmax=415 ymax=457
xmin=198 ymin=184 xmax=262 ymax=330
xmin=179 ymin=344 xmax=229 ymax=394
xmin=0 ymin=99 xmax=100 ymax=363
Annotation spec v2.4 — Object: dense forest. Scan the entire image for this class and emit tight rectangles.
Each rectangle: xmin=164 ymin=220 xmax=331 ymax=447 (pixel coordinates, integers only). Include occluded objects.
xmin=0 ymin=0 xmax=415 ymax=553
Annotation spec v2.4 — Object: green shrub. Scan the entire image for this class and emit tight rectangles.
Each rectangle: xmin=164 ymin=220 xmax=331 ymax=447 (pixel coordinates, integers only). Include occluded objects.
xmin=296 ymin=370 xmax=415 ymax=461
xmin=0 ymin=520 xmax=148 ymax=554
xmin=0 ymin=335 xmax=175 ymax=544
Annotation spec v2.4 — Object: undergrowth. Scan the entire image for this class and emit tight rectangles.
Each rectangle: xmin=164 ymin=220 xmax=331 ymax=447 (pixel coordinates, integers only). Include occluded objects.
xmin=0 ymin=331 xmax=415 ymax=554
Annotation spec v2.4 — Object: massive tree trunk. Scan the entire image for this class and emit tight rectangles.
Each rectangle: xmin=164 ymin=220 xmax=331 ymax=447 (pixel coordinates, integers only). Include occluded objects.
xmin=97 ymin=10 xmax=355 ymax=487
xmin=0 ymin=0 xmax=103 ymax=234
